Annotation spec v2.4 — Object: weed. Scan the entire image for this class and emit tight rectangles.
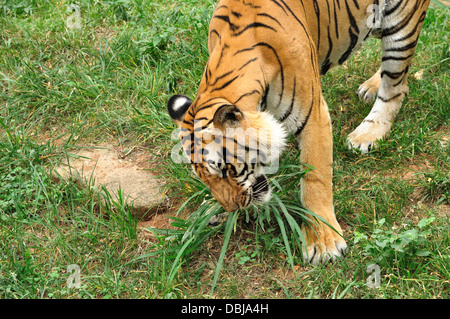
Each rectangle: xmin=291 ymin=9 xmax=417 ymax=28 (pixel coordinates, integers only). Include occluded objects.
xmin=354 ymin=217 xmax=436 ymax=272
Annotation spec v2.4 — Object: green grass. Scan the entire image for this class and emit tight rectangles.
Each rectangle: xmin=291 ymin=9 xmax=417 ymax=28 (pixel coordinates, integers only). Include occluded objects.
xmin=0 ymin=0 xmax=449 ymax=299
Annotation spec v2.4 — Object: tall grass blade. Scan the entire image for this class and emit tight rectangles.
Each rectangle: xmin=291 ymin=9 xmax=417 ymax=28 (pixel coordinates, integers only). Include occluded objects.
xmin=209 ymin=210 xmax=238 ymax=297
xmin=272 ymin=207 xmax=295 ymax=272
xmin=272 ymin=194 xmax=307 ymax=263
xmin=166 ymin=236 xmax=195 ymax=288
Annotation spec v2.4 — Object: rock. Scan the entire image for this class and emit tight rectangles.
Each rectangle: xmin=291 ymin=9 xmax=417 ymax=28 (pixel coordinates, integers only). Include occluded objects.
xmin=54 ymin=144 xmax=167 ymax=218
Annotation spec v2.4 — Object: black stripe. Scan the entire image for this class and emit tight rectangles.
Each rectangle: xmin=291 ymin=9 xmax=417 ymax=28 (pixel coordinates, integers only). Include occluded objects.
xmin=215 ymin=44 xmax=230 ymax=69
xmin=193 ymin=125 xmax=205 ymax=132
xmin=338 ymin=28 xmax=358 ymax=64
xmin=295 ymin=86 xmax=315 ymax=136
xmin=335 ymin=0 xmax=341 ymax=10
xmin=234 ymin=46 xmax=255 ymax=55
xmin=238 ymin=57 xmax=258 ymax=71
xmin=270 ymin=0 xmax=288 ymax=15
xmin=213 ymin=15 xmax=239 ymax=31
xmin=195 ymin=101 xmax=222 ymax=113
xmin=345 ymin=0 xmax=360 ymax=34
xmin=260 ymin=86 xmax=269 ymax=112
xmin=280 ymin=77 xmax=296 ymax=121
xmin=385 ymin=0 xmax=404 ymax=16
xmin=193 ymin=97 xmax=223 ymax=114
xmin=210 ymin=75 xmax=240 ymax=93
xmin=385 ymin=40 xmax=418 ymax=53
xmin=224 ymin=136 xmax=259 ymax=154
xmin=209 ymin=30 xmax=221 ymax=44
xmin=255 ymin=79 xmax=265 ymax=92
xmin=195 ymin=96 xmax=223 ymax=108
xmin=242 ymin=1 xmax=261 ymax=9
xmin=394 ymin=12 xmax=427 ymax=42
xmin=382 ymin=53 xmax=414 ymax=62
xmin=211 ymin=70 xmax=235 ymax=86
xmin=381 ymin=69 xmax=406 ymax=80
xmin=256 ymin=13 xmax=285 ymax=31
xmin=338 ymin=0 xmax=360 ymax=64
xmin=325 ymin=0 xmax=331 ymax=20
xmin=298 ymin=0 xmax=307 ymax=17
xmin=313 ymin=0 xmax=321 ymax=48
xmin=295 ymin=103 xmax=313 ymax=136
xmin=234 ymin=90 xmax=260 ymax=104
xmin=382 ymin=7 xmax=418 ymax=37
xmin=236 ymin=163 xmax=248 ymax=177
xmin=393 ymin=66 xmax=409 ymax=87
xmin=233 ymin=22 xmax=277 ymax=36
xmin=204 ymin=62 xmax=210 ymax=83
xmin=321 ymin=27 xmax=333 ymax=75
xmin=278 ymin=0 xmax=311 ymax=40
xmin=231 ymin=11 xmax=242 ymax=18
xmin=378 ymin=93 xmax=402 ymax=103
xmin=333 ymin=0 xmax=339 ymax=39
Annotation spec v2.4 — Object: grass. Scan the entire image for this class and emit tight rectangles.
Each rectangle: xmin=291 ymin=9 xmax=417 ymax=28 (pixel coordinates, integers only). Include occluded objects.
xmin=0 ymin=0 xmax=449 ymax=299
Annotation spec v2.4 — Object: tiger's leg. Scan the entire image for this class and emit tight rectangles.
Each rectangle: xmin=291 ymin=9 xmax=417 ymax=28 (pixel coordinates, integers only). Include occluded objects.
xmin=348 ymin=0 xmax=430 ymax=153
xmin=297 ymin=93 xmax=347 ymax=265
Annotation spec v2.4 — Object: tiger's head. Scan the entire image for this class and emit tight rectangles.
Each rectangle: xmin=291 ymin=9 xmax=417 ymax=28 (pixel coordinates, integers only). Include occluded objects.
xmin=167 ymin=94 xmax=286 ymax=212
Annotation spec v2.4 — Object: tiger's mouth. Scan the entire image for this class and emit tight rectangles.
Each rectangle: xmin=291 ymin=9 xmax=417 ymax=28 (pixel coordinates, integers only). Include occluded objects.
xmin=219 ymin=174 xmax=271 ymax=212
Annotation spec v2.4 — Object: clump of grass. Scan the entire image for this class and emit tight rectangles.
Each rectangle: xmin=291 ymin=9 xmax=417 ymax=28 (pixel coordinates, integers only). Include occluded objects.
xmin=0 ymin=118 xmax=61 ymax=216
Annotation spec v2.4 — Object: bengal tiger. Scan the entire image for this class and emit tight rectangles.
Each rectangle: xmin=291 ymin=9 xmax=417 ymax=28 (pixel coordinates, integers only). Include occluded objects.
xmin=166 ymin=0 xmax=431 ymax=265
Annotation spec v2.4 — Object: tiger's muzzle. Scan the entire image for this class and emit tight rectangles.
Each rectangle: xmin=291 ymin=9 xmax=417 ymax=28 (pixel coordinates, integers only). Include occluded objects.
xmin=211 ymin=174 xmax=271 ymax=212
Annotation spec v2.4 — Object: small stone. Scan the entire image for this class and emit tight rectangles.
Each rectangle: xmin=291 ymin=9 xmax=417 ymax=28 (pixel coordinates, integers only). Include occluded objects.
xmin=53 ymin=144 xmax=167 ymax=218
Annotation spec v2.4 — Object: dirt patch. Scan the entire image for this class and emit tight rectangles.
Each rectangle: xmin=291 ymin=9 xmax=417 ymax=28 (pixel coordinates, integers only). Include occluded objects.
xmin=137 ymin=202 xmax=190 ymax=241
xmin=401 ymin=161 xmax=435 ymax=182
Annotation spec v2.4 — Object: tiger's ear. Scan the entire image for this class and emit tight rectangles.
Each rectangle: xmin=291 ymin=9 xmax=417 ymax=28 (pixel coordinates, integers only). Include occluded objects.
xmin=213 ymin=105 xmax=244 ymax=130
xmin=167 ymin=95 xmax=192 ymax=127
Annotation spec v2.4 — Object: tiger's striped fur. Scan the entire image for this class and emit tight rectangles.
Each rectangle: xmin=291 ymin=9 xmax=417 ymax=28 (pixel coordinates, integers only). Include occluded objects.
xmin=167 ymin=0 xmax=430 ymax=264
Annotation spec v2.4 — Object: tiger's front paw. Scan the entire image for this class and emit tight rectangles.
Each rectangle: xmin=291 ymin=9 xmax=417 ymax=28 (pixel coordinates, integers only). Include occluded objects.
xmin=347 ymin=119 xmax=390 ymax=153
xmin=302 ymin=223 xmax=347 ymax=265
xmin=357 ymin=70 xmax=381 ymax=103
xmin=358 ymin=81 xmax=379 ymax=103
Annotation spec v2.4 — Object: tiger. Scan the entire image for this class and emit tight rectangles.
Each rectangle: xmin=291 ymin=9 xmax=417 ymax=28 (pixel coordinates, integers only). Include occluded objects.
xmin=166 ymin=0 xmax=431 ymax=265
